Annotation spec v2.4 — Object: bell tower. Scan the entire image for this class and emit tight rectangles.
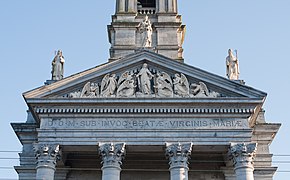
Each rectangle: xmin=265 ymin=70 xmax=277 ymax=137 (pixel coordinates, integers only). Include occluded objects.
xmin=108 ymin=0 xmax=185 ymax=62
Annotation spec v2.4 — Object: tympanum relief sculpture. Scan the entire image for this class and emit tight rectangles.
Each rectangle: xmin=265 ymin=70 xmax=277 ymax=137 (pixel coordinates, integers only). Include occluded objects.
xmin=68 ymin=63 xmax=219 ymax=98
xmin=154 ymin=72 xmax=173 ymax=98
xmin=101 ymin=74 xmax=117 ymax=97
xmin=117 ymin=71 xmax=136 ymax=98
xmin=173 ymin=73 xmax=190 ymax=97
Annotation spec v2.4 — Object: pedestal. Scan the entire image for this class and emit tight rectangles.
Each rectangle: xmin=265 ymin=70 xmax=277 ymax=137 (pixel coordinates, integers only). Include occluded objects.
xmin=99 ymin=143 xmax=126 ymax=180
xmin=229 ymin=143 xmax=257 ymax=180
xmin=166 ymin=143 xmax=193 ymax=180
xmin=33 ymin=144 xmax=61 ymax=180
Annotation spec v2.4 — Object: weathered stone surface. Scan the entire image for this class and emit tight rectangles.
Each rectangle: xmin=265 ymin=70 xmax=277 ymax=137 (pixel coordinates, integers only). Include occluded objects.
xmin=12 ymin=1 xmax=280 ymax=180
xmin=41 ymin=117 xmax=248 ymax=130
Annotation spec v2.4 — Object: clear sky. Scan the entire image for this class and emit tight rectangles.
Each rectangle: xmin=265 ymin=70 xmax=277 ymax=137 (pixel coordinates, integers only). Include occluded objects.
xmin=0 ymin=0 xmax=289 ymax=179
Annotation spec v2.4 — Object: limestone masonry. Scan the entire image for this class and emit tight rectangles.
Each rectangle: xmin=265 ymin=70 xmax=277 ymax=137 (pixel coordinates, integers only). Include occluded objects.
xmin=12 ymin=0 xmax=280 ymax=180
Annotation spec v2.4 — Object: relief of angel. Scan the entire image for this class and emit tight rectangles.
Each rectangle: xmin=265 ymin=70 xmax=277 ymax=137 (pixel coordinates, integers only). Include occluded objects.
xmin=173 ymin=73 xmax=189 ymax=97
xmin=101 ymin=74 xmax=117 ymax=97
xmin=154 ymin=72 xmax=173 ymax=97
xmin=80 ymin=82 xmax=99 ymax=98
xmin=117 ymin=71 xmax=136 ymax=98
xmin=69 ymin=91 xmax=81 ymax=98
xmin=190 ymin=82 xmax=219 ymax=98
xmin=190 ymin=82 xmax=209 ymax=98
xmin=117 ymin=80 xmax=136 ymax=98
xmin=117 ymin=71 xmax=133 ymax=86
xmin=136 ymin=63 xmax=154 ymax=95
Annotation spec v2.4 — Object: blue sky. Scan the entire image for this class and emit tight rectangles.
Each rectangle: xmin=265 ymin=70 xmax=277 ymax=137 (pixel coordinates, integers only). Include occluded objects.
xmin=0 ymin=0 xmax=289 ymax=179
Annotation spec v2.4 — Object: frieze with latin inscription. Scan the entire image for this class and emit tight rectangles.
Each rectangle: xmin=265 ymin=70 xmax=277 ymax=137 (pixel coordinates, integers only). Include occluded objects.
xmin=40 ymin=118 xmax=248 ymax=130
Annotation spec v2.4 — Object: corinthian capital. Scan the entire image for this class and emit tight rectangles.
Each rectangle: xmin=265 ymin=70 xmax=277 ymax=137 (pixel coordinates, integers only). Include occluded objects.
xmin=229 ymin=143 xmax=257 ymax=169
xmin=99 ymin=143 xmax=126 ymax=168
xmin=165 ymin=143 xmax=193 ymax=169
xmin=33 ymin=143 xmax=61 ymax=169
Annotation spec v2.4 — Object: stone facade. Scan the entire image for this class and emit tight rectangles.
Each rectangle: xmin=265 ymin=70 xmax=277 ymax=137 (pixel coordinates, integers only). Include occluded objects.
xmin=108 ymin=0 xmax=185 ymax=62
xmin=12 ymin=0 xmax=280 ymax=180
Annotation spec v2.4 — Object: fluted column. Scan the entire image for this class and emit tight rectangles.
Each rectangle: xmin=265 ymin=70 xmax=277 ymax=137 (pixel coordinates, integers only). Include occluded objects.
xmin=33 ymin=144 xmax=61 ymax=180
xmin=165 ymin=143 xmax=193 ymax=180
xmin=228 ymin=143 xmax=257 ymax=180
xmin=99 ymin=143 xmax=126 ymax=180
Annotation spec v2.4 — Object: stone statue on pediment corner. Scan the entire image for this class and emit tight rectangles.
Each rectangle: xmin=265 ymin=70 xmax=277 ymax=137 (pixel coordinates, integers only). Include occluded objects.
xmin=226 ymin=49 xmax=239 ymax=80
xmin=51 ymin=50 xmax=65 ymax=81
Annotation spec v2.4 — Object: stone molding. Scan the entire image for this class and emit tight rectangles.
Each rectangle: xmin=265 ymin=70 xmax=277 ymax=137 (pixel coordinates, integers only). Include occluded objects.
xmin=228 ymin=143 xmax=257 ymax=170
xmin=99 ymin=143 xmax=126 ymax=169
xmin=33 ymin=143 xmax=61 ymax=170
xmin=165 ymin=143 xmax=193 ymax=169
xmin=35 ymin=107 xmax=253 ymax=115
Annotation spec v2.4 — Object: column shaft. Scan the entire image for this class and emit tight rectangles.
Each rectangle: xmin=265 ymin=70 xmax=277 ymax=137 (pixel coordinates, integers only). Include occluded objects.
xmin=170 ymin=167 xmax=188 ymax=180
xmin=36 ymin=167 xmax=55 ymax=180
xmin=102 ymin=166 xmax=121 ymax=180
xmin=235 ymin=168 xmax=254 ymax=180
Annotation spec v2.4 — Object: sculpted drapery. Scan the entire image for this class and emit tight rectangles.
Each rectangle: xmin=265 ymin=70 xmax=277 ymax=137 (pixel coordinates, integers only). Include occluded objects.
xmin=51 ymin=50 xmax=65 ymax=81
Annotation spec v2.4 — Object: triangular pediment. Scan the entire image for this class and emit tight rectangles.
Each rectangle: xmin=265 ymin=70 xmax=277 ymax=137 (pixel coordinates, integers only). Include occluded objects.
xmin=23 ymin=50 xmax=266 ymax=100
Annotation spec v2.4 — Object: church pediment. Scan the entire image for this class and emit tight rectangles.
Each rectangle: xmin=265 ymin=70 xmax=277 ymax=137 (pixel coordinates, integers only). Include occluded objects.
xmin=23 ymin=50 xmax=266 ymax=100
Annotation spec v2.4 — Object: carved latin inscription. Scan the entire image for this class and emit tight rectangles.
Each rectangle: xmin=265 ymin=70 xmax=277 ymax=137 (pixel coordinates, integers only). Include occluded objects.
xmin=41 ymin=118 xmax=248 ymax=130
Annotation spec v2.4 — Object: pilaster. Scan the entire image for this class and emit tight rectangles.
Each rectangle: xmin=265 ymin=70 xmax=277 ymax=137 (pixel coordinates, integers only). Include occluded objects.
xmin=33 ymin=144 xmax=61 ymax=180
xmin=117 ymin=0 xmax=125 ymax=13
xmin=99 ymin=143 xmax=126 ymax=180
xmin=128 ymin=0 xmax=137 ymax=13
xmin=158 ymin=0 xmax=166 ymax=13
xmin=228 ymin=143 xmax=257 ymax=180
xmin=165 ymin=143 xmax=192 ymax=180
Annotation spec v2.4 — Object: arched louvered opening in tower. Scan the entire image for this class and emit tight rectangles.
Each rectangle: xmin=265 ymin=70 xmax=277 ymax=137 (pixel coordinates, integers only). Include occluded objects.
xmin=137 ymin=0 xmax=156 ymax=14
